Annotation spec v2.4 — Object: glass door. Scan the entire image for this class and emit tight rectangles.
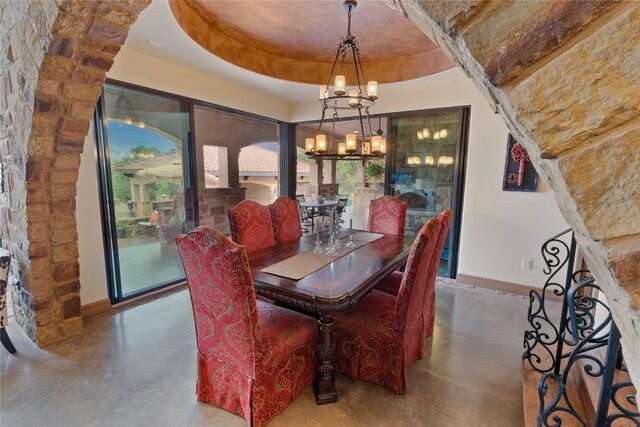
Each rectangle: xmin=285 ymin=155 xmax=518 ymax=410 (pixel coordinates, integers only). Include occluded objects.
xmin=97 ymin=84 xmax=192 ymax=302
xmin=387 ymin=107 xmax=469 ymax=278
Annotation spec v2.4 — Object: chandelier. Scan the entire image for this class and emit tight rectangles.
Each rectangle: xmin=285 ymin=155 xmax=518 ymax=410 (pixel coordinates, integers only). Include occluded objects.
xmin=113 ymin=91 xmax=145 ymax=128
xmin=305 ymin=0 xmax=385 ymax=161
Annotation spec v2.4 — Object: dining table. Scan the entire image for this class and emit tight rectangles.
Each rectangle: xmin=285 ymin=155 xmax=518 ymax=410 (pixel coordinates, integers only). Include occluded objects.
xmin=298 ymin=199 xmax=339 ymax=233
xmin=247 ymin=230 xmax=413 ymax=404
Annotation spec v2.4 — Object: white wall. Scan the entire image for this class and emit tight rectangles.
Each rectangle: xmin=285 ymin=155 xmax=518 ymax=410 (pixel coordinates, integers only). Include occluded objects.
xmin=291 ymin=68 xmax=569 ymax=288
xmin=77 ymin=122 xmax=109 ymax=304
xmin=107 ymin=47 xmax=290 ymax=121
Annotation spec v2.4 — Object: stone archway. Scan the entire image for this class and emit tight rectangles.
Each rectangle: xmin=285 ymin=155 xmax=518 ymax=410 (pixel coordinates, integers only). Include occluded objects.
xmin=387 ymin=0 xmax=640 ymax=391
xmin=1 ymin=0 xmax=150 ymax=344
xmin=1 ymin=0 xmax=638 ymax=390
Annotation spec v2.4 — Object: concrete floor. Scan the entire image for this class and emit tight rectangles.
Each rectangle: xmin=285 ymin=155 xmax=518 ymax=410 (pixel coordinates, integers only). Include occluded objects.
xmin=1 ymin=281 xmax=529 ymax=427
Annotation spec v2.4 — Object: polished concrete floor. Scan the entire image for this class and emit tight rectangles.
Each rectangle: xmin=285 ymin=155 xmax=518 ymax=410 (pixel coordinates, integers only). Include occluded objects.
xmin=1 ymin=282 xmax=529 ymax=426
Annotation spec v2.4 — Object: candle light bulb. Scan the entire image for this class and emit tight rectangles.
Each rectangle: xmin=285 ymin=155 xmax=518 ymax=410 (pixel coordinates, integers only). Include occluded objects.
xmin=433 ymin=131 xmax=440 ymax=140
xmin=367 ymin=81 xmax=378 ymax=99
xmin=362 ymin=141 xmax=370 ymax=155
xmin=423 ymin=127 xmax=430 ymax=138
xmin=440 ymin=129 xmax=448 ymax=138
xmin=417 ymin=130 xmax=423 ymax=140
xmin=305 ymin=137 xmax=315 ymax=154
xmin=371 ymin=135 xmax=382 ymax=154
xmin=334 ymin=75 xmax=346 ymax=95
xmin=316 ymin=134 xmax=327 ymax=153
xmin=425 ymin=155 xmax=435 ymax=165
xmin=348 ymin=90 xmax=358 ymax=107
xmin=338 ymin=142 xmax=347 ymax=155
xmin=346 ymin=133 xmax=357 ymax=152
xmin=319 ymin=85 xmax=329 ymax=99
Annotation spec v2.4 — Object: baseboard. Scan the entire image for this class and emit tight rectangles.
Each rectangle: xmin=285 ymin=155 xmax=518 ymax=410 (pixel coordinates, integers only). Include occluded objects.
xmin=81 ymin=298 xmax=112 ymax=319
xmin=455 ymin=274 xmax=563 ymax=302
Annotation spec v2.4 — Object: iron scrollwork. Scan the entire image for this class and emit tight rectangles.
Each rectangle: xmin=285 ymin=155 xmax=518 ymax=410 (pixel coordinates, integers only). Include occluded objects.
xmin=524 ymin=229 xmax=576 ymax=373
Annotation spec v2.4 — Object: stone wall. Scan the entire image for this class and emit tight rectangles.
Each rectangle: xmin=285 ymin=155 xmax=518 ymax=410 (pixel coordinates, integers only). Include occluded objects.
xmin=0 ymin=0 xmax=149 ymax=345
xmin=389 ymin=0 xmax=640 ymax=393
xmin=197 ymin=187 xmax=246 ymax=236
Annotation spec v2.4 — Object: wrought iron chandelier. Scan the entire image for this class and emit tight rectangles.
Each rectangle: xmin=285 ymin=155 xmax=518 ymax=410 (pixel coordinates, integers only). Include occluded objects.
xmin=304 ymin=0 xmax=385 ymax=161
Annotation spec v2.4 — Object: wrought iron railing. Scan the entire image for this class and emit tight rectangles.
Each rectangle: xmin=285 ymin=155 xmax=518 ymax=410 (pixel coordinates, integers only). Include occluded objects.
xmin=523 ymin=229 xmax=639 ymax=426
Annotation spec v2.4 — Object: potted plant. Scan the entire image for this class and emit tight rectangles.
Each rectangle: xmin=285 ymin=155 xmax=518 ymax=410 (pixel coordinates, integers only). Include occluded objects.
xmin=115 ymin=220 xmax=130 ymax=239
xmin=161 ymin=213 xmax=186 ymax=244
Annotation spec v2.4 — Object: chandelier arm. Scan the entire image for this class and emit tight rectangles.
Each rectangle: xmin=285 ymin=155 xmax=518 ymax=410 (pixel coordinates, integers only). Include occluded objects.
xmin=357 ymin=104 xmax=366 ymax=144
xmin=325 ymin=43 xmax=345 ymax=91
xmin=365 ymin=107 xmax=374 ymax=141
xmin=316 ymin=103 xmax=328 ymax=139
xmin=350 ymin=43 xmax=366 ymax=94
xmin=125 ymin=98 xmax=139 ymax=123
xmin=330 ymin=110 xmax=339 ymax=154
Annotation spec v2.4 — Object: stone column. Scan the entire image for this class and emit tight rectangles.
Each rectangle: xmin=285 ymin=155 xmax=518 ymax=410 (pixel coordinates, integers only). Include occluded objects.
xmin=323 ymin=159 xmax=337 ymax=184
xmin=227 ymin=147 xmax=241 ymax=188
xmin=217 ymin=146 xmax=229 ymax=187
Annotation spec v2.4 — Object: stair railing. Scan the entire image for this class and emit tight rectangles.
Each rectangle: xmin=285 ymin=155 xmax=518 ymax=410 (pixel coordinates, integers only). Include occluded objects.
xmin=523 ymin=229 xmax=639 ymax=426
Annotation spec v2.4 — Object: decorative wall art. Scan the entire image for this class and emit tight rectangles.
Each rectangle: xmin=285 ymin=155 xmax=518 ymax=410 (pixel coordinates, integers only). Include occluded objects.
xmin=503 ymin=134 xmax=538 ymax=192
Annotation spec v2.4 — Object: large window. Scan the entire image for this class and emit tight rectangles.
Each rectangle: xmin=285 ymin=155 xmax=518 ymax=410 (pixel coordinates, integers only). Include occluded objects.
xmin=192 ymin=105 xmax=281 ymax=234
xmin=98 ymin=84 xmax=191 ymax=302
xmin=387 ymin=107 xmax=469 ymax=277
xmin=295 ymin=117 xmax=387 ymax=230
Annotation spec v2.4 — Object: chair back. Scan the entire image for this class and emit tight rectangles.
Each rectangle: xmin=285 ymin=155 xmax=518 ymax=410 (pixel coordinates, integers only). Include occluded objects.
xmin=394 ymin=218 xmax=440 ymax=333
xmin=335 ymin=195 xmax=348 ymax=216
xmin=296 ymin=194 xmax=306 ymax=204
xmin=0 ymin=249 xmax=11 ymax=328
xmin=269 ymin=196 xmax=303 ymax=243
xmin=367 ymin=195 xmax=407 ymax=235
xmin=176 ymin=227 xmax=259 ymax=378
xmin=431 ymin=209 xmax=452 ymax=279
xmin=228 ymin=200 xmax=276 ymax=252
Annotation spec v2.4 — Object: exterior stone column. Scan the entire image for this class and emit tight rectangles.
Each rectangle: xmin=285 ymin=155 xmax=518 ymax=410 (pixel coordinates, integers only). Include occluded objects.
xmin=323 ymin=159 xmax=337 ymax=184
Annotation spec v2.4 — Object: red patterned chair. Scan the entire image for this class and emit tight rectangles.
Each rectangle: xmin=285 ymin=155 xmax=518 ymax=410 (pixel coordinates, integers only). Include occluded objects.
xmin=269 ymin=196 xmax=303 ymax=243
xmin=367 ymin=195 xmax=407 ymax=236
xmin=374 ymin=209 xmax=452 ymax=338
xmin=333 ymin=218 xmax=440 ymax=394
xmin=228 ymin=200 xmax=276 ymax=253
xmin=176 ymin=226 xmax=317 ymax=427
xmin=424 ymin=209 xmax=452 ymax=336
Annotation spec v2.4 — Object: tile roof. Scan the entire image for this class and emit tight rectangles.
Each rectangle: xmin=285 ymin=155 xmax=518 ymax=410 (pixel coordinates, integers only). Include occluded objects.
xmin=114 ymin=145 xmax=310 ymax=176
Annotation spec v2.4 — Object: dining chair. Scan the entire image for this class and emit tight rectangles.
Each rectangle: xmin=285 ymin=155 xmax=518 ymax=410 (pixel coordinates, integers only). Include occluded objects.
xmin=1 ymin=248 xmax=17 ymax=354
xmin=228 ymin=200 xmax=276 ymax=252
xmin=374 ymin=209 xmax=452 ymax=338
xmin=423 ymin=209 xmax=452 ymax=337
xmin=333 ymin=218 xmax=440 ymax=394
xmin=335 ymin=195 xmax=348 ymax=223
xmin=367 ymin=195 xmax=407 ymax=236
xmin=176 ymin=226 xmax=317 ymax=427
xmin=269 ymin=196 xmax=303 ymax=243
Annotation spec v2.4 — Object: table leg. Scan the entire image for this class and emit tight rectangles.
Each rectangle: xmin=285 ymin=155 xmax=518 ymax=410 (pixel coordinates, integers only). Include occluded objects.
xmin=314 ymin=313 xmax=337 ymax=404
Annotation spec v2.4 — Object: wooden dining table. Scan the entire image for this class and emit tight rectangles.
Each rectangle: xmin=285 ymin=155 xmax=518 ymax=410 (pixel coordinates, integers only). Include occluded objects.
xmin=247 ymin=230 xmax=413 ymax=404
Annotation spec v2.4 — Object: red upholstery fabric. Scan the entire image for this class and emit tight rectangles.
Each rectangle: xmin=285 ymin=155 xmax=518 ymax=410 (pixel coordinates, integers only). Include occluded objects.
xmin=373 ymin=209 xmax=452 ymax=338
xmin=269 ymin=196 xmax=303 ymax=243
xmin=228 ymin=200 xmax=276 ymax=253
xmin=334 ymin=218 xmax=440 ymax=394
xmin=367 ymin=195 xmax=407 ymax=236
xmin=374 ymin=270 xmax=403 ymax=296
xmin=424 ymin=209 xmax=452 ymax=337
xmin=176 ymin=227 xmax=317 ymax=427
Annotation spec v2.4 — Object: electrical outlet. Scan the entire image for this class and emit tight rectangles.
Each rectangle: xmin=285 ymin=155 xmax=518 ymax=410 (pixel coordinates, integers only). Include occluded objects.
xmin=522 ymin=258 xmax=533 ymax=270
